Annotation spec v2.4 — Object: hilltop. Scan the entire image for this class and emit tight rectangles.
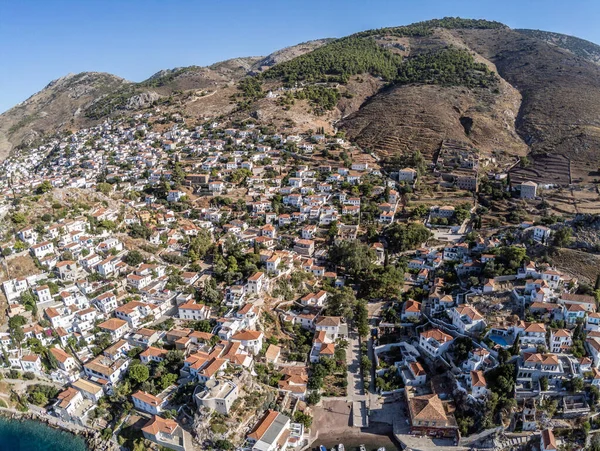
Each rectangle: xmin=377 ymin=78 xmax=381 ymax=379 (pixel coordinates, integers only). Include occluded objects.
xmin=3 ymin=17 xmax=600 ymax=184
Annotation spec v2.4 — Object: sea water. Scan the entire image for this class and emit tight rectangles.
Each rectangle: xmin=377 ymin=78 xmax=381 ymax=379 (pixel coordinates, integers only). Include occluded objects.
xmin=0 ymin=417 xmax=88 ymax=451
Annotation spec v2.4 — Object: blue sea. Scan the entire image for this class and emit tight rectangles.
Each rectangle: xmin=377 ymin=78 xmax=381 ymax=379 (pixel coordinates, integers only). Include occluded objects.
xmin=0 ymin=417 xmax=87 ymax=451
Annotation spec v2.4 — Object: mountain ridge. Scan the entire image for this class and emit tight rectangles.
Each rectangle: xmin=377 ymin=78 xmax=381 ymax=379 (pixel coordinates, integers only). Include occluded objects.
xmin=3 ymin=18 xmax=600 ymax=185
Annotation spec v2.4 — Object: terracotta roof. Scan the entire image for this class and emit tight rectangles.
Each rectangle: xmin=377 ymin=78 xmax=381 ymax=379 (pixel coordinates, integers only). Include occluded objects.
xmin=179 ymin=300 xmax=207 ymax=311
xmin=21 ymin=354 xmax=40 ymax=362
xmin=524 ymin=353 xmax=559 ymax=366
xmin=140 ymin=346 xmax=167 ymax=359
xmin=420 ymin=328 xmax=453 ymax=343
xmin=409 ymin=394 xmax=449 ymax=423
xmin=315 ymin=316 xmax=341 ymax=327
xmin=98 ymin=318 xmax=127 ymax=331
xmin=404 ymin=299 xmax=422 ymax=313
xmin=265 ymin=344 xmax=281 ymax=360
xmin=71 ymin=378 xmax=102 ymax=395
xmin=410 ymin=362 xmax=426 ymax=377
xmin=57 ymin=387 xmax=80 ymax=409
xmin=132 ymin=390 xmax=162 ymax=407
xmin=198 ymin=357 xmax=227 ymax=377
xmin=561 ymin=293 xmax=595 ymax=304
xmin=189 ymin=331 xmax=214 ymax=342
xmin=248 ymin=409 xmax=278 ymax=441
xmin=142 ymin=415 xmax=179 ymax=437
xmin=248 ymin=271 xmax=264 ymax=281
xmin=320 ymin=343 xmax=336 ymax=355
xmin=231 ymin=330 xmax=263 ymax=341
xmin=471 ymin=370 xmax=487 ymax=387
xmin=541 ymin=429 xmax=557 ymax=451
xmin=115 ymin=301 xmax=146 ymax=315
xmin=135 ymin=328 xmax=158 ymax=337
xmin=524 ymin=323 xmax=546 ymax=333
xmin=454 ymin=305 xmax=484 ymax=321
xmin=49 ymin=347 xmax=71 ymax=364
xmin=237 ymin=303 xmax=254 ymax=315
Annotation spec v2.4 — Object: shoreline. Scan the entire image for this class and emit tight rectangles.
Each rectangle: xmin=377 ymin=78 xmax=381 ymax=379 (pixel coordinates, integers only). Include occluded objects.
xmin=0 ymin=407 xmax=114 ymax=451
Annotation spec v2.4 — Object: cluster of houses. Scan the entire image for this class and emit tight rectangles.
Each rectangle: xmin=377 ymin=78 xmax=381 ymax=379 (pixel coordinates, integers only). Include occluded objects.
xmin=370 ymin=226 xmax=600 ymax=444
xmin=0 ymin=114 xmax=399 ymax=450
xmin=0 ymin=109 xmax=590 ymax=451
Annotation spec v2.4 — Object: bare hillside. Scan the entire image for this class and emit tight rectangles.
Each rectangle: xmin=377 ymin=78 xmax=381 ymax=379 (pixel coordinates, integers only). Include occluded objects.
xmin=0 ymin=72 xmax=129 ymax=159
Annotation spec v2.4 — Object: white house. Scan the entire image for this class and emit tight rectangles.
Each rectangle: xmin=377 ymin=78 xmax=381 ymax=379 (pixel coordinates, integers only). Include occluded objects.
xmin=533 ymin=225 xmax=551 ymax=243
xmin=419 ymin=329 xmax=454 ymax=359
xmin=195 ymin=379 xmax=239 ymax=415
xmin=31 ymin=241 xmax=54 ymax=259
xmin=470 ymin=370 xmax=488 ymax=399
xmin=132 ymin=390 xmax=166 ymax=415
xmin=247 ymin=410 xmax=291 ymax=451
xmin=246 ymin=272 xmax=265 ymax=295
xmin=449 ymin=305 xmax=486 ymax=334
xmin=178 ymin=301 xmax=210 ymax=321
xmin=520 ymin=181 xmax=538 ymax=199
xmin=398 ymin=167 xmax=417 ymax=182
xmin=231 ymin=330 xmax=264 ymax=355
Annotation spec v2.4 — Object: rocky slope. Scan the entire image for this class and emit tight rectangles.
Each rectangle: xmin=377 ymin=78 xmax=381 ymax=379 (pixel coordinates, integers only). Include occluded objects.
xmin=0 ymin=72 xmax=128 ymax=160
xmin=456 ymin=28 xmax=600 ymax=181
xmin=516 ymin=29 xmax=600 ymax=65
xmin=0 ymin=39 xmax=332 ymax=159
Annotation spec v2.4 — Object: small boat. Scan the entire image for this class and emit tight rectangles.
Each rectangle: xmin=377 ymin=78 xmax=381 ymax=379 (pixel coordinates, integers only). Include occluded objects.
xmin=359 ymin=446 xmax=367 ymax=451
xmin=377 ymin=448 xmax=387 ymax=451
xmin=338 ymin=445 xmax=345 ymax=451
xmin=319 ymin=446 xmax=327 ymax=451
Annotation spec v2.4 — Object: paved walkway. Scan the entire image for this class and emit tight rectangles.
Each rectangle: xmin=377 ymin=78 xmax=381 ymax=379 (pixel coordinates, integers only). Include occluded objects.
xmin=0 ymin=376 xmax=64 ymax=391
xmin=345 ymin=333 xmax=364 ymax=402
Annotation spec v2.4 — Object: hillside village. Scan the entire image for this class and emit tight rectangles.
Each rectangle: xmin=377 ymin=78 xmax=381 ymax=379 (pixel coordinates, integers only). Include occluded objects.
xmin=0 ymin=109 xmax=598 ymax=451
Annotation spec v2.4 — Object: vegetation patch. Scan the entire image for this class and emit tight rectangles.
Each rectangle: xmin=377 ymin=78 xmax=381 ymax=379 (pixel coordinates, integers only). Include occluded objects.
xmin=138 ymin=66 xmax=201 ymax=88
xmin=263 ymin=36 xmax=404 ymax=84
xmin=85 ymin=85 xmax=140 ymax=119
xmin=355 ymin=17 xmax=507 ymax=38
xmin=396 ymin=48 xmax=497 ymax=88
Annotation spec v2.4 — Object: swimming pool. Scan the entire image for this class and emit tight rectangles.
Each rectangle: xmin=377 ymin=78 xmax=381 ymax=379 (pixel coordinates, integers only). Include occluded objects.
xmin=488 ymin=335 xmax=510 ymax=346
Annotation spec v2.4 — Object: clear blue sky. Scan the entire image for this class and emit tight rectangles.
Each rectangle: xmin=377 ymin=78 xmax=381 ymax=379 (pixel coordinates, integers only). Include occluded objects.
xmin=1 ymin=0 xmax=599 ymax=113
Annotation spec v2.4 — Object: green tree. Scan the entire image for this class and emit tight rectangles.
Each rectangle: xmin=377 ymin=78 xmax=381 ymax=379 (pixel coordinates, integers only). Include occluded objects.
xmin=128 ymin=364 xmax=150 ymax=384
xmin=35 ymin=180 xmax=53 ymax=194
xmin=325 ymin=287 xmax=357 ymax=320
xmin=189 ymin=229 xmax=213 ymax=259
xmin=31 ymin=391 xmax=48 ymax=406
xmin=329 ymin=241 xmax=375 ymax=280
xmin=383 ymin=222 xmax=431 ymax=253
xmin=97 ymin=182 xmax=113 ymax=195
xmin=552 ymin=227 xmax=572 ymax=248
xmin=11 ymin=212 xmax=26 ymax=224
xmin=158 ymin=373 xmax=178 ymax=391
xmin=124 ymin=250 xmax=144 ymax=266
xmin=354 ymin=300 xmax=370 ymax=337
xmin=306 ymin=391 xmax=321 ymax=405
xmin=293 ymin=411 xmax=313 ymax=429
